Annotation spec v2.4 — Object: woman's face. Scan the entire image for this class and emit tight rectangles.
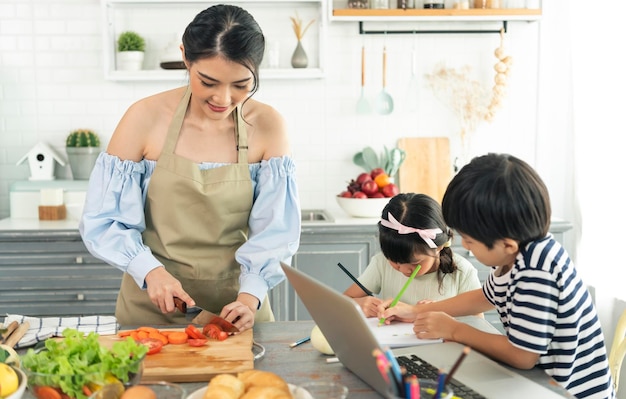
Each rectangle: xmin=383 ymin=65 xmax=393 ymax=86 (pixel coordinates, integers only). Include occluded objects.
xmin=186 ymin=55 xmax=254 ymax=119
xmin=388 ymin=251 xmax=439 ymax=278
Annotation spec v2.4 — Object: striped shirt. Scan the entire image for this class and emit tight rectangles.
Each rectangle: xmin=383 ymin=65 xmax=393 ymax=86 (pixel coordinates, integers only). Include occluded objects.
xmin=483 ymin=234 xmax=615 ymax=399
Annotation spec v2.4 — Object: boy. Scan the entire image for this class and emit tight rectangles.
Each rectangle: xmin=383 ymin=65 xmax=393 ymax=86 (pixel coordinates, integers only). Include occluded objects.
xmin=379 ymin=153 xmax=614 ymax=399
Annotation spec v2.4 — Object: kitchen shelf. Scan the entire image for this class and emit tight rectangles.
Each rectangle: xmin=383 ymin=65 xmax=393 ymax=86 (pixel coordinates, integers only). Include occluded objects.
xmin=101 ymin=0 xmax=326 ymax=81
xmin=331 ymin=8 xmax=542 ymax=22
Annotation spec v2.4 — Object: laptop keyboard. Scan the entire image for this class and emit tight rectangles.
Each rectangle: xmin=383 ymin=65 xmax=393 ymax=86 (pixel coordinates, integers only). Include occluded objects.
xmin=396 ymin=354 xmax=487 ymax=399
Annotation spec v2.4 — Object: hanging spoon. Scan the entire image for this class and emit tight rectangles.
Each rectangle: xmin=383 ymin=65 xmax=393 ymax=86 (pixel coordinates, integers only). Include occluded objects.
xmin=375 ymin=45 xmax=394 ymax=115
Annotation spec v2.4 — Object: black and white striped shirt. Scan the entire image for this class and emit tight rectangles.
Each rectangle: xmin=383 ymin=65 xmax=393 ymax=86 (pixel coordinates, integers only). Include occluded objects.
xmin=483 ymin=235 xmax=615 ymax=399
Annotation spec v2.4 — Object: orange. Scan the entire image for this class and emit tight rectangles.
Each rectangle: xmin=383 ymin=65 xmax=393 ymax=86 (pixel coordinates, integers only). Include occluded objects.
xmin=374 ymin=173 xmax=391 ymax=188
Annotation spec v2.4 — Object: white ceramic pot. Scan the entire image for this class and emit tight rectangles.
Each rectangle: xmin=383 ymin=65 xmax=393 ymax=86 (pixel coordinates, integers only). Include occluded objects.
xmin=116 ymin=51 xmax=144 ymax=71
xmin=66 ymin=147 xmax=100 ymax=180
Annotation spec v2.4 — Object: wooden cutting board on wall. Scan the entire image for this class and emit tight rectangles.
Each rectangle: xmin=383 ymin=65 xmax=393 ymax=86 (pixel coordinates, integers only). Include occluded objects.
xmin=397 ymin=137 xmax=452 ymax=204
xmin=98 ymin=328 xmax=254 ymax=382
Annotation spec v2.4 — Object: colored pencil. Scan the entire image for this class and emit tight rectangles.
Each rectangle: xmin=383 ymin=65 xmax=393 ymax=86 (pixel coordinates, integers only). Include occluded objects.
xmin=444 ymin=346 xmax=471 ymax=386
xmin=409 ymin=375 xmax=420 ymax=399
xmin=289 ymin=336 xmax=311 ymax=348
xmin=434 ymin=370 xmax=446 ymax=399
xmin=337 ymin=262 xmax=374 ymax=296
xmin=378 ymin=264 xmax=421 ymax=326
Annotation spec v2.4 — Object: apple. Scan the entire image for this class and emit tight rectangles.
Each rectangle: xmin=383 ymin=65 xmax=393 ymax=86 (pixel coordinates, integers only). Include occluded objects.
xmin=381 ymin=183 xmax=399 ymax=198
xmin=360 ymin=180 xmax=379 ymax=196
xmin=369 ymin=192 xmax=385 ymax=198
xmin=370 ymin=168 xmax=385 ymax=180
xmin=339 ymin=191 xmax=352 ymax=198
xmin=352 ymin=191 xmax=367 ymax=199
xmin=356 ymin=172 xmax=372 ymax=185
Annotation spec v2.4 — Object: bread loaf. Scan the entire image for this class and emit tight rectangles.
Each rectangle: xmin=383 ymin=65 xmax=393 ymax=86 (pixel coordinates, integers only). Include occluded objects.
xmin=240 ymin=386 xmax=292 ymax=399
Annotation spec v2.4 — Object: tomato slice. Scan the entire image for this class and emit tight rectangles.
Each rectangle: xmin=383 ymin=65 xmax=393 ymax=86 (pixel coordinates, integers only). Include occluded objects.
xmin=185 ymin=324 xmax=205 ymax=340
xmin=187 ymin=338 xmax=208 ymax=347
xmin=203 ymin=323 xmax=229 ymax=341
xmin=137 ymin=337 xmax=164 ymax=355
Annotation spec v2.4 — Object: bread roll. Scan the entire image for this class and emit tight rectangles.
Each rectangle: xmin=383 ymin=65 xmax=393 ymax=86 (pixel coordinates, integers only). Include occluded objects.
xmin=240 ymin=386 xmax=292 ymax=399
xmin=237 ymin=370 xmax=290 ymax=393
xmin=204 ymin=374 xmax=246 ymax=399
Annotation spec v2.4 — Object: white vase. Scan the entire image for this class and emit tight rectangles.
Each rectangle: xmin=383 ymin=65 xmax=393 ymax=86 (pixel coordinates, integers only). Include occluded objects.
xmin=116 ymin=51 xmax=144 ymax=71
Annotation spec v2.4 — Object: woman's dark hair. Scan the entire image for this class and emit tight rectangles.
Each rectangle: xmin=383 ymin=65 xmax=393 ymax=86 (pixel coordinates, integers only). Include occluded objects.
xmin=379 ymin=193 xmax=455 ymax=292
xmin=441 ymin=153 xmax=551 ymax=249
xmin=182 ymin=4 xmax=265 ymax=97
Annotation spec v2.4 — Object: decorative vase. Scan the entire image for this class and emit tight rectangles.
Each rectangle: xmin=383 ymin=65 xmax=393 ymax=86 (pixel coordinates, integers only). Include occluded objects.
xmin=291 ymin=41 xmax=308 ymax=69
xmin=66 ymin=147 xmax=100 ymax=180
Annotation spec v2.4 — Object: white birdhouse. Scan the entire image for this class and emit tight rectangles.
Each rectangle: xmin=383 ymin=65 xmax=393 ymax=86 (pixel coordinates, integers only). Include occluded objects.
xmin=16 ymin=142 xmax=67 ymax=181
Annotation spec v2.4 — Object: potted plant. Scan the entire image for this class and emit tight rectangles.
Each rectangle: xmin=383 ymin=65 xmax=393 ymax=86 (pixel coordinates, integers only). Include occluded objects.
xmin=66 ymin=129 xmax=101 ymax=180
xmin=116 ymin=31 xmax=145 ymax=71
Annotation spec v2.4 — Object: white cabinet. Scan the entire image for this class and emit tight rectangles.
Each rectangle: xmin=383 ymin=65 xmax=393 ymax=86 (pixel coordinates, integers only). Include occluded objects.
xmin=101 ymin=0 xmax=326 ymax=81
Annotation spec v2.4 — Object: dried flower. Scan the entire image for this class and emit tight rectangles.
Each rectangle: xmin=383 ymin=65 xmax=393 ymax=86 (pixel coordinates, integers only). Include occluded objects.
xmin=425 ymin=29 xmax=512 ymax=152
xmin=290 ymin=12 xmax=315 ymax=41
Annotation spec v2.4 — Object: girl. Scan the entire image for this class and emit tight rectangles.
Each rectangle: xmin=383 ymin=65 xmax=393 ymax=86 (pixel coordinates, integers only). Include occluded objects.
xmin=344 ymin=193 xmax=480 ymax=317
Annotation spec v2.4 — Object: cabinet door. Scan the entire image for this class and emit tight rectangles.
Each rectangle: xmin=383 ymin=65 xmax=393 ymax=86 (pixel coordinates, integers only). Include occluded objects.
xmin=271 ymin=227 xmax=379 ymax=321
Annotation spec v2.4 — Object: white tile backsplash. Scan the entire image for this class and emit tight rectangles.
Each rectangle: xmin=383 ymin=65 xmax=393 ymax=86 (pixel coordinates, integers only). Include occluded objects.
xmin=1 ymin=0 xmax=547 ymax=219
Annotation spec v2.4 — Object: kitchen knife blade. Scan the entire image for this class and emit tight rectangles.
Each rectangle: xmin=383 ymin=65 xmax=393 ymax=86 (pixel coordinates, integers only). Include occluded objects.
xmin=173 ymin=297 xmax=239 ymax=333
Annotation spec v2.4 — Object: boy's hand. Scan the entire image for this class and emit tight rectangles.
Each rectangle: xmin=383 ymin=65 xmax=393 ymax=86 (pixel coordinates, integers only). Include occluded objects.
xmin=354 ymin=296 xmax=383 ymax=317
xmin=413 ymin=311 xmax=459 ymax=341
xmin=377 ymin=299 xmax=417 ymax=323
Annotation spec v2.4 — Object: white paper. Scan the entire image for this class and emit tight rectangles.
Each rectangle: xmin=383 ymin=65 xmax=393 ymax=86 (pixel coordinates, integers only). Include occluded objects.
xmin=366 ymin=317 xmax=442 ymax=348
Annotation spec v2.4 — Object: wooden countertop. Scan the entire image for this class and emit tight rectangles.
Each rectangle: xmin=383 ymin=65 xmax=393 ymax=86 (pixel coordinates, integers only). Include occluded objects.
xmin=19 ymin=319 xmax=572 ymax=399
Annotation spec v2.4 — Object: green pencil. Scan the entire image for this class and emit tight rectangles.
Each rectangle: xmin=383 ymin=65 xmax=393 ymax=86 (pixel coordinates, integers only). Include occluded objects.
xmin=378 ymin=264 xmax=421 ymax=326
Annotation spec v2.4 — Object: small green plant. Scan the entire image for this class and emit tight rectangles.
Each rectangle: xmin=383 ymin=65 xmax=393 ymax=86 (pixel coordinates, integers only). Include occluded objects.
xmin=117 ymin=31 xmax=145 ymax=52
xmin=66 ymin=129 xmax=100 ymax=147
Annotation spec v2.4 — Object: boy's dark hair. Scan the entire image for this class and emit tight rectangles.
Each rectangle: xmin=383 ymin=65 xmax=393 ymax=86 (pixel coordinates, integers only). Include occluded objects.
xmin=379 ymin=193 xmax=456 ymax=292
xmin=441 ymin=153 xmax=551 ymax=249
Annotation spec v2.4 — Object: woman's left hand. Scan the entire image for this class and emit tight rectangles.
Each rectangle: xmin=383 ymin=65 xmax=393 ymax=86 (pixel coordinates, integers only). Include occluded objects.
xmin=220 ymin=293 xmax=258 ymax=332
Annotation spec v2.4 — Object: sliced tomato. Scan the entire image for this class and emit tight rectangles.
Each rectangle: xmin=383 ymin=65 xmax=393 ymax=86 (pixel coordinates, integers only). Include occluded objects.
xmin=137 ymin=337 xmax=164 ymax=355
xmin=187 ymin=338 xmax=208 ymax=347
xmin=185 ymin=324 xmax=205 ymax=340
xmin=203 ymin=323 xmax=228 ymax=341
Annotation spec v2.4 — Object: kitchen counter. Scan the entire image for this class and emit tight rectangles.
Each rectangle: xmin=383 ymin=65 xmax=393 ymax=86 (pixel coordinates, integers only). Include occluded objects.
xmin=18 ymin=319 xmax=572 ymax=399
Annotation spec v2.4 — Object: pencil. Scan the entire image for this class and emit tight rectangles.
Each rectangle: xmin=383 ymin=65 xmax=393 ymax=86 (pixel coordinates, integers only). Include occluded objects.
xmin=444 ymin=346 xmax=471 ymax=386
xmin=378 ymin=264 xmax=421 ymax=326
xmin=337 ymin=262 xmax=374 ymax=296
xmin=289 ymin=336 xmax=311 ymax=348
xmin=434 ymin=369 xmax=446 ymax=399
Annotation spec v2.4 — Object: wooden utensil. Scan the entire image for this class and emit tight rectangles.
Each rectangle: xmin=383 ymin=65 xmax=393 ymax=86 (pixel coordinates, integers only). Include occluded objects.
xmin=0 ymin=321 xmax=19 ymax=344
xmin=4 ymin=321 xmax=30 ymax=348
xmin=375 ymin=46 xmax=394 ymax=115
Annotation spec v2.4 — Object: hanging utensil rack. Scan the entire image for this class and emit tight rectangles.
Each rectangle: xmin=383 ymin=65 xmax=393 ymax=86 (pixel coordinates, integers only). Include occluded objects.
xmin=358 ymin=20 xmax=507 ymax=35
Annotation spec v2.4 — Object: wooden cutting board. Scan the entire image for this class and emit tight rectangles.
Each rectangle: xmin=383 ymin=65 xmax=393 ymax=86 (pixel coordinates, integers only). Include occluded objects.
xmin=397 ymin=137 xmax=452 ymax=203
xmin=98 ymin=329 xmax=254 ymax=382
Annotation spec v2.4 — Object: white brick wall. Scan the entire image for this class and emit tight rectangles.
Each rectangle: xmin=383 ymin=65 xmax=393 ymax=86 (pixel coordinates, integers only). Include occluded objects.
xmin=0 ymin=0 xmax=543 ymax=218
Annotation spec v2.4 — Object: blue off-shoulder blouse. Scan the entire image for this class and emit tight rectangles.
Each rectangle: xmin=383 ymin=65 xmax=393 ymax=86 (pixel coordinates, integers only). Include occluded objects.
xmin=79 ymin=152 xmax=301 ymax=303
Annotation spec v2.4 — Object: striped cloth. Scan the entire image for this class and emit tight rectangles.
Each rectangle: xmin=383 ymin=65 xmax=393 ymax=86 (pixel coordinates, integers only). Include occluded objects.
xmin=2 ymin=314 xmax=118 ymax=349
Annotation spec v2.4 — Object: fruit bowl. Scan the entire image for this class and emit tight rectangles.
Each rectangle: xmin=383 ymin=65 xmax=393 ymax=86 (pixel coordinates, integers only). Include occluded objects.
xmin=336 ymin=196 xmax=390 ymax=218
xmin=4 ymin=365 xmax=27 ymax=399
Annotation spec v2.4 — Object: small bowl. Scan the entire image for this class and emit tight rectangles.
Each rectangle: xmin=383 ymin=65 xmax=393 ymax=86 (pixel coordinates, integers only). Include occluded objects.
xmin=24 ymin=356 xmax=144 ymax=399
xmin=295 ymin=381 xmax=348 ymax=399
xmin=6 ymin=365 xmax=27 ymax=399
xmin=336 ymin=196 xmax=390 ymax=218
xmin=89 ymin=381 xmax=187 ymax=399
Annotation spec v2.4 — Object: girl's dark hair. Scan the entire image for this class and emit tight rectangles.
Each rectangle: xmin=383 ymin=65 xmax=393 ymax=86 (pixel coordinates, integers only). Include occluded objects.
xmin=182 ymin=4 xmax=265 ymax=98
xmin=441 ymin=153 xmax=551 ymax=249
xmin=379 ymin=193 xmax=456 ymax=292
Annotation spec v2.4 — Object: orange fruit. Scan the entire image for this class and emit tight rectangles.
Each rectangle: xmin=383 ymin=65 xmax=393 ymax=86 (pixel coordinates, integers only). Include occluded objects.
xmin=374 ymin=173 xmax=391 ymax=188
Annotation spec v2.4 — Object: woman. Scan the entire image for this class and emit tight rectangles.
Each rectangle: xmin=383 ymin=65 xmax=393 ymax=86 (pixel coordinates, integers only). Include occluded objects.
xmin=80 ymin=4 xmax=301 ymax=332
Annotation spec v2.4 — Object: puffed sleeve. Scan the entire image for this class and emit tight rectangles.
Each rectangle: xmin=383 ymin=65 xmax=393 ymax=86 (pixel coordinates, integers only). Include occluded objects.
xmin=236 ymin=156 xmax=301 ymax=303
xmin=79 ymin=152 xmax=162 ymax=288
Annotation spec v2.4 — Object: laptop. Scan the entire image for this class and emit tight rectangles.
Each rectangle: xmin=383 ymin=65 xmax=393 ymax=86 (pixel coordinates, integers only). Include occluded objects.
xmin=280 ymin=262 xmax=567 ymax=399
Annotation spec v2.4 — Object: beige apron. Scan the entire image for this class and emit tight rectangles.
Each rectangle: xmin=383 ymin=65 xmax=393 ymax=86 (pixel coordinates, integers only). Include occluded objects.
xmin=115 ymin=86 xmax=274 ymax=325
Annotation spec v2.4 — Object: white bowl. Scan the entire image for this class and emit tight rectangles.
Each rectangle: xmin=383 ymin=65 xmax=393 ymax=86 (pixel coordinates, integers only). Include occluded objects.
xmin=7 ymin=365 xmax=27 ymax=399
xmin=336 ymin=196 xmax=390 ymax=218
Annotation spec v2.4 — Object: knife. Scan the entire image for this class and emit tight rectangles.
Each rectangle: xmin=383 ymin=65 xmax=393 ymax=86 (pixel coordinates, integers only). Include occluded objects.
xmin=173 ymin=297 xmax=239 ymax=333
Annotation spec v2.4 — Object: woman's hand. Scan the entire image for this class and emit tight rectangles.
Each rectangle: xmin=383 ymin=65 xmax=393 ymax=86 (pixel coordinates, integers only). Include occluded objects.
xmin=145 ymin=266 xmax=194 ymax=313
xmin=220 ymin=293 xmax=258 ymax=333
xmin=353 ymin=296 xmax=383 ymax=317
xmin=377 ymin=299 xmax=417 ymax=323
